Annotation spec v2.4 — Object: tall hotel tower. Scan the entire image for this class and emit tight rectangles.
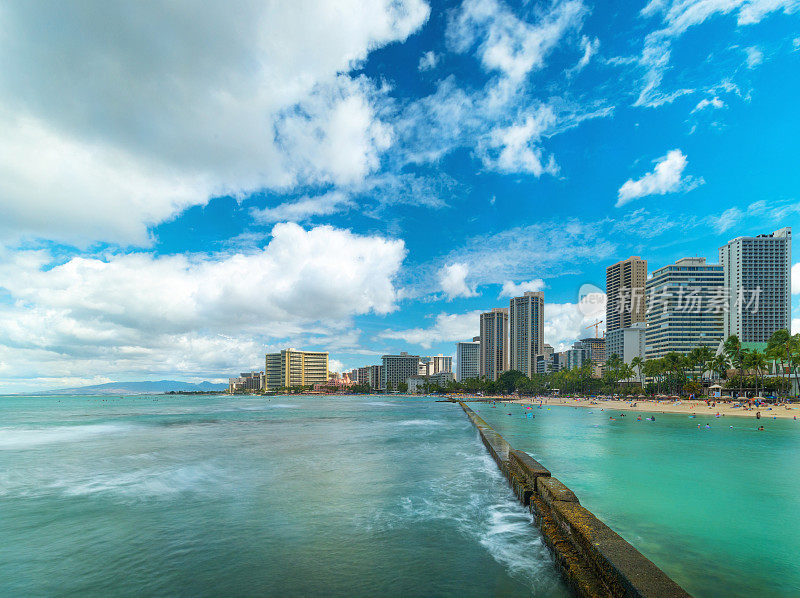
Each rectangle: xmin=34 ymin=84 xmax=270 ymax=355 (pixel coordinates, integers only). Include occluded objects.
xmin=509 ymin=291 xmax=544 ymax=377
xmin=606 ymin=256 xmax=647 ymax=333
xmin=719 ymin=227 xmax=791 ymax=342
xmin=479 ymin=308 xmax=508 ymax=381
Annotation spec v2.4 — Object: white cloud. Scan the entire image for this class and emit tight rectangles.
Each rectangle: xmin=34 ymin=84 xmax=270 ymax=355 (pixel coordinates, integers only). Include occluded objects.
xmin=500 ymin=279 xmax=546 ymax=297
xmin=709 ymin=207 xmax=744 ymax=233
xmin=449 ymin=0 xmax=587 ymax=83
xmin=544 ymin=294 xmax=606 ymax=351
xmin=480 ymin=107 xmax=559 ymax=176
xmin=252 ymin=191 xmax=354 ymax=224
xmin=792 ymin=263 xmax=800 ymax=294
xmin=434 ymin=218 xmax=616 ymax=293
xmin=418 ymin=51 xmax=439 ymax=71
xmin=0 ymin=224 xmax=406 ymax=390
xmin=439 ymin=263 xmax=478 ymax=299
xmin=328 ymin=358 xmax=345 ymax=373
xmin=570 ymin=35 xmax=600 ymax=74
xmin=634 ymin=0 xmax=799 ymax=106
xmin=692 ymin=96 xmax=725 ymax=112
xmin=794 ymin=37 xmax=800 ymax=50
xmin=793 ymin=318 xmax=800 ymax=334
xmin=0 ymin=1 xmax=429 ymax=245
xmin=745 ymin=45 xmax=764 ymax=68
xmin=617 ymin=149 xmax=702 ymax=207
xmin=379 ymin=311 xmax=482 ymax=349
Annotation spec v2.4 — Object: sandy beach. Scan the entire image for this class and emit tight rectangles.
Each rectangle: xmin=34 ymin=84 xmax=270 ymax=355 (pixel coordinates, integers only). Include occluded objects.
xmin=507 ymin=396 xmax=800 ymax=420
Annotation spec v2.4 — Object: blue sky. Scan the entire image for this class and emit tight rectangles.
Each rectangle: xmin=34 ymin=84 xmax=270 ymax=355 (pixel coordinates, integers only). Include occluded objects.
xmin=0 ymin=0 xmax=799 ymax=391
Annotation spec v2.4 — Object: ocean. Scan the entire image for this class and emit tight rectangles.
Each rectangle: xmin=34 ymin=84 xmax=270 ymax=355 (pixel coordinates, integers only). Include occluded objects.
xmin=0 ymin=395 xmax=566 ymax=597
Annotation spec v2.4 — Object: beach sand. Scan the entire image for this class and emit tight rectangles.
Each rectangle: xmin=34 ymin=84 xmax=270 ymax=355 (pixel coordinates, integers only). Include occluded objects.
xmin=507 ymin=396 xmax=800 ymax=420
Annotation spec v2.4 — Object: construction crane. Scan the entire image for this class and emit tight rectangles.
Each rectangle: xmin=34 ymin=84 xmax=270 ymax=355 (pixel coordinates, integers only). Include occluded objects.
xmin=585 ymin=319 xmax=604 ymax=338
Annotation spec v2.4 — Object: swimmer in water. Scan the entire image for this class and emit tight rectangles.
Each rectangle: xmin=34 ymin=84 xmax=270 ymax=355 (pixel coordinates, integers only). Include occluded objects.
xmin=705 ymin=424 xmax=710 ymax=429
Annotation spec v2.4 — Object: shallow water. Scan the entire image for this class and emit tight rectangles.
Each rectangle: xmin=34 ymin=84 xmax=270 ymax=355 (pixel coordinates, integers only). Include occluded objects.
xmin=473 ymin=401 xmax=800 ymax=598
xmin=0 ymin=395 xmax=567 ymax=597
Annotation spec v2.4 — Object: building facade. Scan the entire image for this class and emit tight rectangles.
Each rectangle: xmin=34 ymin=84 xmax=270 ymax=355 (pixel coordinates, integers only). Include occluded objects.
xmin=381 ymin=352 xmax=421 ymax=391
xmin=228 ymin=371 xmax=264 ymax=393
xmin=606 ymin=256 xmax=647 ymax=333
xmin=719 ymin=227 xmax=791 ymax=342
xmin=565 ymin=341 xmax=591 ymax=371
xmin=645 ymin=257 xmax=724 ymax=359
xmin=605 ymin=322 xmax=645 ymax=365
xmin=265 ymin=349 xmax=329 ymax=391
xmin=509 ymin=291 xmax=545 ymax=377
xmin=456 ymin=337 xmax=480 ymax=382
xmin=580 ymin=337 xmax=606 ymax=365
xmin=479 ymin=308 xmax=508 ymax=381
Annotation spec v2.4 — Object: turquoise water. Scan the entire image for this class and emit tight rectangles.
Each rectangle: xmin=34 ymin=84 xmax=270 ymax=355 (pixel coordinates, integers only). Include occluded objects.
xmin=0 ymin=395 xmax=567 ymax=597
xmin=473 ymin=401 xmax=800 ymax=598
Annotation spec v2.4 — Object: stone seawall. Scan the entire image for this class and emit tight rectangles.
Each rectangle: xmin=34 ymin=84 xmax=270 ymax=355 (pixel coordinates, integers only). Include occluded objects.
xmin=459 ymin=402 xmax=691 ymax=598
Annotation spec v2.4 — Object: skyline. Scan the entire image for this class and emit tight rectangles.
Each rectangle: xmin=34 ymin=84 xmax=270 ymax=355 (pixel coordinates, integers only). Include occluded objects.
xmin=1 ymin=1 xmax=800 ymax=391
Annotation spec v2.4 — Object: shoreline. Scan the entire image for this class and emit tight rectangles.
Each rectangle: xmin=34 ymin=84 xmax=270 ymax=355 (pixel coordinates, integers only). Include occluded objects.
xmin=506 ymin=396 xmax=800 ymax=419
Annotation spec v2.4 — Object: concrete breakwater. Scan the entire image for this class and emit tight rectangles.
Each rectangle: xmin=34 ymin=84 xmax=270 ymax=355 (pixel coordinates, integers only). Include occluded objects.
xmin=459 ymin=402 xmax=691 ymax=598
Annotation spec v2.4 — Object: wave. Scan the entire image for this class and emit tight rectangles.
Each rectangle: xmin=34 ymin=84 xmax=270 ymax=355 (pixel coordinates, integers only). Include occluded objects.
xmin=395 ymin=419 xmax=444 ymax=427
xmin=0 ymin=422 xmax=137 ymax=450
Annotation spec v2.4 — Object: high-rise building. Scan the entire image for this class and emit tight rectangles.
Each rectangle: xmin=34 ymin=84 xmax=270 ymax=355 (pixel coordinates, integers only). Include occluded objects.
xmin=606 ymin=256 xmax=647 ymax=333
xmin=431 ymin=354 xmax=452 ymax=374
xmin=417 ymin=354 xmax=451 ymax=376
xmin=509 ymin=291 xmax=545 ymax=377
xmin=565 ymin=341 xmax=591 ymax=370
xmin=719 ymin=227 xmax=791 ymax=342
xmin=645 ymin=257 xmax=724 ymax=359
xmin=479 ymin=308 xmax=508 ymax=381
xmin=456 ymin=337 xmax=480 ymax=382
xmin=265 ymin=349 xmax=329 ymax=391
xmin=606 ymin=322 xmax=645 ymax=365
xmin=352 ymin=365 xmax=383 ymax=389
xmin=580 ymin=337 xmax=606 ymax=365
xmin=381 ymin=352 xmax=421 ymax=391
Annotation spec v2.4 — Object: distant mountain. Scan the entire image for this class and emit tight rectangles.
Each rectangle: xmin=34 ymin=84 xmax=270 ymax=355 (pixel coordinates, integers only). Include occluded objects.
xmin=40 ymin=380 xmax=227 ymax=395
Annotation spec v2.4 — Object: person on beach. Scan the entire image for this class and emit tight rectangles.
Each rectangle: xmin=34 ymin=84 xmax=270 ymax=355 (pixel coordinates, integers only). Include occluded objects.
xmin=756 ymin=411 xmax=761 ymax=419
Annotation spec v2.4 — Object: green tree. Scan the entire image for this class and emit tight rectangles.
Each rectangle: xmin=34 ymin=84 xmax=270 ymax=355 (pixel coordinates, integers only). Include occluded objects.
xmin=723 ymin=335 xmax=744 ymax=398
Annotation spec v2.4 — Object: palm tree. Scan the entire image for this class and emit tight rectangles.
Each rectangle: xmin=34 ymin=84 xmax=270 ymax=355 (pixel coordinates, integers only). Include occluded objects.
xmin=632 ymin=356 xmax=644 ymax=387
xmin=724 ymin=335 xmax=744 ymax=398
xmin=693 ymin=346 xmax=714 ymax=381
xmin=747 ymin=351 xmax=768 ymax=397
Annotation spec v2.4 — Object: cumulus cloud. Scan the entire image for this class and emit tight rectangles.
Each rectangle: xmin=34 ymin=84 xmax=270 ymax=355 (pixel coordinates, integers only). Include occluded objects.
xmin=792 ymin=263 xmax=800 ymax=294
xmin=544 ymin=293 xmax=607 ymax=351
xmin=439 ymin=263 xmax=478 ymax=299
xmin=449 ymin=0 xmax=587 ymax=83
xmin=480 ymin=107 xmax=559 ymax=176
xmin=379 ymin=311 xmax=482 ymax=349
xmin=500 ymin=279 xmax=546 ymax=298
xmin=0 ymin=1 xmax=429 ymax=245
xmin=616 ymin=149 xmax=702 ymax=207
xmin=418 ymin=51 xmax=439 ymax=71
xmin=0 ymin=224 xmax=406 ymax=390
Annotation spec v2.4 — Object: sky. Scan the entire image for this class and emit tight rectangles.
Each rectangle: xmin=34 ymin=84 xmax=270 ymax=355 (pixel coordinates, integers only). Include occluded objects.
xmin=1 ymin=0 xmax=799 ymax=392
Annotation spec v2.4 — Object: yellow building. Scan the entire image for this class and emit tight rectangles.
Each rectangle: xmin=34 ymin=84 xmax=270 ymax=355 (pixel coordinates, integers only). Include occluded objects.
xmin=265 ymin=349 xmax=329 ymax=391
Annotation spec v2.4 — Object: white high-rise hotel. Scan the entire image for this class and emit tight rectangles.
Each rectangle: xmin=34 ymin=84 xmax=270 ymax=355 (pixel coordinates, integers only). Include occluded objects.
xmin=456 ymin=337 xmax=480 ymax=382
xmin=719 ymin=227 xmax=791 ymax=342
xmin=509 ymin=291 xmax=544 ymax=378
